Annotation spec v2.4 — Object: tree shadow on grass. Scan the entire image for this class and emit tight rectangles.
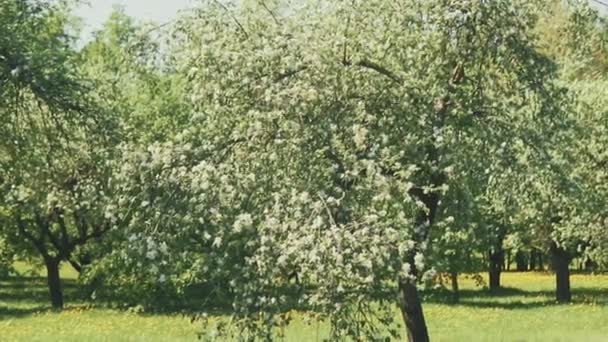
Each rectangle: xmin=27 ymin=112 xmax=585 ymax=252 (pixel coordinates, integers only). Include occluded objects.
xmin=423 ymin=286 xmax=608 ymax=310
xmin=0 ymin=275 xmax=217 ymax=320
xmin=3 ymin=274 xmax=608 ymax=321
xmin=0 ymin=305 xmax=51 ymax=320
xmin=1 ymin=276 xmax=82 ymax=303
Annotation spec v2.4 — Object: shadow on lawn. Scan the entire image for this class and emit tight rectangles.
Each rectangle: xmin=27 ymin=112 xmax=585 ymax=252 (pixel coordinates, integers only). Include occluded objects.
xmin=423 ymin=286 xmax=608 ymax=309
xmin=0 ymin=276 xmax=82 ymax=303
xmin=0 ymin=275 xmax=235 ymax=319
xmin=2 ymin=275 xmax=607 ymax=321
xmin=0 ymin=305 xmax=52 ymax=319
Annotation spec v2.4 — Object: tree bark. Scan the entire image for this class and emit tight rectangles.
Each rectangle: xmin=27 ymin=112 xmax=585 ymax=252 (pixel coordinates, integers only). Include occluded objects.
xmin=398 ymin=188 xmax=438 ymax=341
xmin=45 ymin=258 xmax=64 ymax=309
xmin=397 ymin=90 xmax=445 ymax=340
xmin=550 ymin=243 xmax=571 ymax=303
xmin=399 ymin=278 xmax=429 ymax=342
xmin=450 ymin=271 xmax=459 ymax=303
xmin=489 ymin=248 xmax=503 ymax=292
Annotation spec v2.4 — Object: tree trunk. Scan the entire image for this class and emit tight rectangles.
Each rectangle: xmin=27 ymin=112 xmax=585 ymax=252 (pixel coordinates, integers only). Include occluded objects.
xmin=584 ymin=257 xmax=595 ymax=271
xmin=450 ymin=271 xmax=459 ymax=303
xmin=506 ymin=251 xmax=511 ymax=271
xmin=550 ymin=244 xmax=571 ymax=303
xmin=399 ymin=278 xmax=429 ymax=342
xmin=529 ymin=250 xmax=537 ymax=270
xmin=400 ymin=138 xmax=441 ymax=341
xmin=515 ymin=251 xmax=528 ymax=272
xmin=538 ymin=252 xmax=544 ymax=271
xmin=488 ymin=249 xmax=503 ymax=292
xmin=45 ymin=258 xmax=63 ymax=309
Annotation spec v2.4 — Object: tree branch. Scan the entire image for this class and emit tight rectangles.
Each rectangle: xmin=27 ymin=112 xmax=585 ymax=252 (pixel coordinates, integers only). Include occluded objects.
xmin=343 ymin=58 xmax=403 ymax=83
xmin=16 ymin=212 xmax=49 ymax=259
xmin=273 ymin=66 xmax=308 ymax=82
xmin=35 ymin=211 xmax=66 ymax=258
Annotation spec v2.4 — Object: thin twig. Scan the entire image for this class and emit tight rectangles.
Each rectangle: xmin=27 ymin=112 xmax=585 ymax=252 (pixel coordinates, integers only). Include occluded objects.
xmin=212 ymin=0 xmax=249 ymax=38
xmin=259 ymin=0 xmax=280 ymax=25
xmin=317 ymin=194 xmax=338 ymax=228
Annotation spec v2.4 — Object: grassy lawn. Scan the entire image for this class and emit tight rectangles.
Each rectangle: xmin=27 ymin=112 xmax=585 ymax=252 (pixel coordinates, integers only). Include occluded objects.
xmin=1 ymin=264 xmax=608 ymax=341
xmin=424 ymin=272 xmax=608 ymax=342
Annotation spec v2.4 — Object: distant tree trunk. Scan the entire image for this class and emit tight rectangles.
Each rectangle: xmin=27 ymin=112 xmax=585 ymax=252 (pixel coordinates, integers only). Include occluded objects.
xmin=529 ymin=250 xmax=537 ymax=270
xmin=506 ymin=251 xmax=511 ymax=271
xmin=45 ymin=258 xmax=64 ymax=309
xmin=550 ymin=243 xmax=571 ymax=303
xmin=584 ymin=257 xmax=595 ymax=271
xmin=515 ymin=251 xmax=528 ymax=272
xmin=399 ymin=278 xmax=429 ymax=342
xmin=489 ymin=248 xmax=504 ymax=292
xmin=450 ymin=271 xmax=459 ymax=303
xmin=538 ymin=252 xmax=544 ymax=271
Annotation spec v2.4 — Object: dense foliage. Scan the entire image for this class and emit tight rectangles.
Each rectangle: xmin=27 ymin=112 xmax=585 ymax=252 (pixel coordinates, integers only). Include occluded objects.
xmin=2 ymin=0 xmax=608 ymax=341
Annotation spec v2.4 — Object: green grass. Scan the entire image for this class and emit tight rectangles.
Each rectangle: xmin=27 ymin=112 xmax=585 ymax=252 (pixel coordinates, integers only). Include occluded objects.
xmin=2 ymin=265 xmax=608 ymax=341
xmin=423 ymin=273 xmax=608 ymax=342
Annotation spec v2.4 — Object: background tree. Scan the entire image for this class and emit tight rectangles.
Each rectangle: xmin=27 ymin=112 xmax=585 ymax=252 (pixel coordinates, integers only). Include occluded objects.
xmin=0 ymin=0 xmax=119 ymax=309
xmin=70 ymin=7 xmax=195 ymax=306
xmin=525 ymin=0 xmax=608 ymax=301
